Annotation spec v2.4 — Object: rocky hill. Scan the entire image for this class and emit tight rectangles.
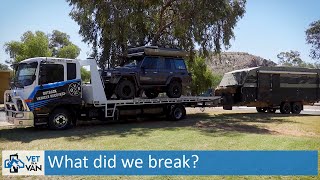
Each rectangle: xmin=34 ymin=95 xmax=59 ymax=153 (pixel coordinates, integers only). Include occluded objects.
xmin=206 ymin=52 xmax=277 ymax=75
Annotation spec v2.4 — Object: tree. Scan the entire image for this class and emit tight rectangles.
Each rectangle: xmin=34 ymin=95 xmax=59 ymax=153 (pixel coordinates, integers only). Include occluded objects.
xmin=81 ymin=67 xmax=91 ymax=83
xmin=277 ymin=51 xmax=303 ymax=67
xmin=277 ymin=50 xmax=315 ymax=68
xmin=0 ymin=63 xmax=9 ymax=70
xmin=306 ymin=20 xmax=320 ymax=60
xmin=5 ymin=31 xmax=52 ymax=63
xmin=4 ymin=30 xmax=80 ymax=63
xmin=67 ymin=0 xmax=246 ymax=69
xmin=187 ymin=55 xmax=221 ymax=95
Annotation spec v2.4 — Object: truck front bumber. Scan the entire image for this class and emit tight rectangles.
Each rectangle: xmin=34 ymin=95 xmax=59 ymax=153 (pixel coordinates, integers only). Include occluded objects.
xmin=4 ymin=90 xmax=34 ymax=127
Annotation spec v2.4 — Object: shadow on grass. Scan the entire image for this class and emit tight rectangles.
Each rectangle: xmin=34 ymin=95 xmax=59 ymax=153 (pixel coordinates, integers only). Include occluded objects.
xmin=0 ymin=112 xmax=316 ymax=143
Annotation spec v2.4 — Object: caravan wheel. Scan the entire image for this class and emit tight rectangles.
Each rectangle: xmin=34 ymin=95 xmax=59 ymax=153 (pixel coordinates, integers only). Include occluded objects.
xmin=291 ymin=102 xmax=302 ymax=114
xmin=280 ymin=102 xmax=291 ymax=114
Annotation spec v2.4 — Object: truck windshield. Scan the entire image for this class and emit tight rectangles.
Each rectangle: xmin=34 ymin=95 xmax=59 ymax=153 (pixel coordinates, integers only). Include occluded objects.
xmin=219 ymin=71 xmax=247 ymax=87
xmin=14 ymin=62 xmax=38 ymax=88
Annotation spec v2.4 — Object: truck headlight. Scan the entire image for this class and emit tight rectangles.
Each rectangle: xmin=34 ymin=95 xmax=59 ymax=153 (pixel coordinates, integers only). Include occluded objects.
xmin=106 ymin=72 xmax=112 ymax=77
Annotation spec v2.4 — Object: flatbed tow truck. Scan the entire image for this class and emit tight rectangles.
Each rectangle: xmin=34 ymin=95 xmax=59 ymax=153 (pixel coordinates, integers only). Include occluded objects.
xmin=4 ymin=57 xmax=221 ymax=130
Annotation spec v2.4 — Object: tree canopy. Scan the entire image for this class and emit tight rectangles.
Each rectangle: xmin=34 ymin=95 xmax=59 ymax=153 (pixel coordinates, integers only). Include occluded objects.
xmin=306 ymin=20 xmax=320 ymax=60
xmin=187 ymin=55 xmax=221 ymax=95
xmin=4 ymin=30 xmax=92 ymax=82
xmin=0 ymin=63 xmax=9 ymax=70
xmin=4 ymin=30 xmax=80 ymax=63
xmin=277 ymin=50 xmax=315 ymax=68
xmin=68 ymin=0 xmax=246 ymax=69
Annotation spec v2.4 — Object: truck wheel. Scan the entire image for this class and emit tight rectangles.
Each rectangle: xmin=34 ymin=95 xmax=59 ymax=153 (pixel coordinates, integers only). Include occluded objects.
xmin=48 ymin=108 xmax=72 ymax=130
xmin=168 ymin=104 xmax=186 ymax=121
xmin=145 ymin=90 xmax=159 ymax=99
xmin=291 ymin=102 xmax=302 ymax=114
xmin=256 ymin=107 xmax=267 ymax=113
xmin=280 ymin=102 xmax=291 ymax=114
xmin=116 ymin=80 xmax=135 ymax=99
xmin=166 ymin=81 xmax=182 ymax=98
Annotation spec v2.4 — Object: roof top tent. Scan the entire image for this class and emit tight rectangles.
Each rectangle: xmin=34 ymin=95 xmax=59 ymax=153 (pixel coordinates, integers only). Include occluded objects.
xmin=127 ymin=46 xmax=188 ymax=58
xmin=215 ymin=66 xmax=320 ymax=114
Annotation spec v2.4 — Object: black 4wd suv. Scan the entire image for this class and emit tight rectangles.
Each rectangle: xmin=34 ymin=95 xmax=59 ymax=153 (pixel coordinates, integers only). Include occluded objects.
xmin=101 ymin=46 xmax=192 ymax=99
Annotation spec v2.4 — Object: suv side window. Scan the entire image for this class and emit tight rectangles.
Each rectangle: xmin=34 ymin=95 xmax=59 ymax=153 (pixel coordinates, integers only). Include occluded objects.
xmin=157 ymin=58 xmax=166 ymax=69
xmin=163 ymin=58 xmax=173 ymax=69
xmin=41 ymin=64 xmax=64 ymax=84
xmin=174 ymin=59 xmax=187 ymax=70
xmin=142 ymin=57 xmax=157 ymax=69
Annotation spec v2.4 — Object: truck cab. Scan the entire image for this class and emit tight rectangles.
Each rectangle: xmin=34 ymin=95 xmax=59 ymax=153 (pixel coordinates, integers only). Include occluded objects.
xmin=4 ymin=57 xmax=82 ymax=128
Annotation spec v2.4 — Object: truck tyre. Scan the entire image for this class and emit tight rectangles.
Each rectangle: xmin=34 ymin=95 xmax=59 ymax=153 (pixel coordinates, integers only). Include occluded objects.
xmin=48 ymin=108 xmax=72 ymax=130
xmin=166 ymin=81 xmax=182 ymax=98
xmin=145 ymin=90 xmax=159 ymax=99
xmin=167 ymin=104 xmax=186 ymax=121
xmin=256 ymin=107 xmax=267 ymax=113
xmin=280 ymin=102 xmax=291 ymax=114
xmin=291 ymin=102 xmax=302 ymax=114
xmin=116 ymin=80 xmax=135 ymax=99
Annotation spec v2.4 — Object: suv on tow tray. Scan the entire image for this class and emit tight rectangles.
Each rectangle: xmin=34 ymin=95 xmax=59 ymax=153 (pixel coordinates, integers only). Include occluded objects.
xmin=101 ymin=46 xmax=192 ymax=99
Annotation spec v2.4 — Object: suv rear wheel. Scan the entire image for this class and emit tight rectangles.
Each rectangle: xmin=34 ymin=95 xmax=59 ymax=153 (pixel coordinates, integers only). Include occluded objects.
xmin=166 ymin=81 xmax=182 ymax=98
xmin=116 ymin=80 xmax=135 ymax=99
xmin=145 ymin=90 xmax=159 ymax=99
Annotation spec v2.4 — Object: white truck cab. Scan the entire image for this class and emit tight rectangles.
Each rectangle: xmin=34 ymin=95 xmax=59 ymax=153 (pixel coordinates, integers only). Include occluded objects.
xmin=4 ymin=57 xmax=82 ymax=127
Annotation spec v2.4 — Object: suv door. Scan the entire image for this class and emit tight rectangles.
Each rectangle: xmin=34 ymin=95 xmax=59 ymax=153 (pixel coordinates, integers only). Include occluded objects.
xmin=157 ymin=57 xmax=173 ymax=84
xmin=140 ymin=56 xmax=159 ymax=85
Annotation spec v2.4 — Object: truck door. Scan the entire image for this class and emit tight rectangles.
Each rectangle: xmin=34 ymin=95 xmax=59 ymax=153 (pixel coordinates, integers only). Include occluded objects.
xmin=257 ymin=73 xmax=271 ymax=102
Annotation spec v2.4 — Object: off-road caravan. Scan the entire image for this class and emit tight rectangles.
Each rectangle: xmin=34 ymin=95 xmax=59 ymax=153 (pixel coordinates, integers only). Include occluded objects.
xmin=215 ymin=66 xmax=320 ymax=114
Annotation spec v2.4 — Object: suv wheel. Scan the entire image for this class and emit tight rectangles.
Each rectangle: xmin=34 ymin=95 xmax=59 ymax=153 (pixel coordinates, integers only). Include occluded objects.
xmin=116 ymin=80 xmax=135 ymax=99
xmin=145 ymin=90 xmax=159 ymax=99
xmin=166 ymin=81 xmax=182 ymax=98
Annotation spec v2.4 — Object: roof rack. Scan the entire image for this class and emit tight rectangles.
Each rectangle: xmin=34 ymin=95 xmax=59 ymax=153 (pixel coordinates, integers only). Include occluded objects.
xmin=127 ymin=46 xmax=188 ymax=58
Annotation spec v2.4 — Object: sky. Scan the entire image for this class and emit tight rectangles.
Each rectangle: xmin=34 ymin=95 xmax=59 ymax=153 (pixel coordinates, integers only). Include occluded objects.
xmin=0 ymin=0 xmax=319 ymax=65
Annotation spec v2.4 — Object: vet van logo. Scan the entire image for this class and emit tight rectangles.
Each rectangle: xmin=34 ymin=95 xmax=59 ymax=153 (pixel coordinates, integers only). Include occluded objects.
xmin=4 ymin=153 xmax=24 ymax=173
xmin=68 ymin=82 xmax=81 ymax=96
xmin=2 ymin=151 xmax=45 ymax=175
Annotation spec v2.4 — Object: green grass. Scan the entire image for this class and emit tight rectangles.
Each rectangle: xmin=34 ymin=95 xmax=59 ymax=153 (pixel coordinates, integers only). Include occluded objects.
xmin=0 ymin=108 xmax=319 ymax=179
